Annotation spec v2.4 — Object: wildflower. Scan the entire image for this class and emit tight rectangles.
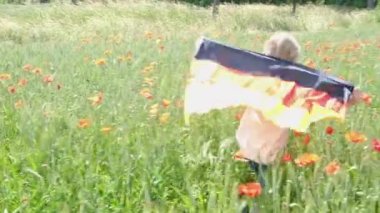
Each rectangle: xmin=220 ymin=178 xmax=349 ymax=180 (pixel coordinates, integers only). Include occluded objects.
xmin=175 ymin=100 xmax=184 ymax=108
xmin=23 ymin=64 xmax=33 ymax=72
xmin=7 ymin=86 xmax=16 ymax=94
xmin=238 ymin=182 xmax=262 ymax=198
xmin=304 ymin=41 xmax=313 ymax=50
xmin=104 ymin=49 xmax=112 ymax=56
xmin=233 ymin=150 xmax=248 ymax=162
xmin=321 ymin=43 xmax=332 ymax=51
xmin=101 ymin=126 xmax=112 ymax=134
xmin=0 ymin=73 xmax=11 ymax=80
xmin=162 ymin=99 xmax=170 ymax=108
xmin=158 ymin=45 xmax=164 ymax=52
xmin=282 ymin=153 xmax=292 ymax=163
xmin=125 ymin=52 xmax=133 ymax=61
xmin=77 ymin=119 xmax=91 ymax=128
xmin=43 ymin=75 xmax=54 ymax=84
xmin=293 ymin=130 xmax=303 ymax=137
xmin=325 ymin=126 xmax=334 ymax=135
xmin=294 ymin=153 xmax=320 ymax=167
xmin=149 ymin=104 xmax=159 ymax=118
xmin=145 ymin=31 xmax=153 ymax=39
xmin=372 ymin=139 xmax=380 ymax=153
xmin=18 ymin=79 xmax=28 ymax=86
xmin=325 ymin=161 xmax=341 ymax=175
xmin=345 ymin=131 xmax=367 ymax=143
xmin=88 ymin=92 xmax=104 ymax=106
xmin=159 ymin=112 xmax=170 ymax=124
xmin=140 ymin=88 xmax=153 ymax=100
xmin=305 ymin=59 xmax=316 ymax=69
xmin=143 ymin=77 xmax=154 ymax=87
xmin=109 ymin=34 xmax=122 ymax=44
xmin=142 ymin=66 xmax=154 ymax=76
xmin=95 ymin=58 xmax=107 ymax=66
xmin=14 ymin=100 xmax=24 ymax=109
xmin=323 ymin=56 xmax=333 ymax=63
xmin=32 ymin=68 xmax=42 ymax=75
xmin=117 ymin=52 xmax=133 ymax=63
xmin=303 ymin=134 xmax=311 ymax=145
xmin=117 ymin=56 xmax=124 ymax=63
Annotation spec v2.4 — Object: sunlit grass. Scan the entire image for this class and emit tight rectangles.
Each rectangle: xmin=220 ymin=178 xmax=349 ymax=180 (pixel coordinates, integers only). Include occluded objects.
xmin=0 ymin=2 xmax=379 ymax=212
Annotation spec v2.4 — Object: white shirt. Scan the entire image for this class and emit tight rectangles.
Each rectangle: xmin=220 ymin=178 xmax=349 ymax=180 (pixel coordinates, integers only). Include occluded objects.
xmin=236 ymin=107 xmax=289 ymax=165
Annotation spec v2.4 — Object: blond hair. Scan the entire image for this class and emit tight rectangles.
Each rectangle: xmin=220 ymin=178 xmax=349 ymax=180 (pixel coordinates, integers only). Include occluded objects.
xmin=263 ymin=32 xmax=301 ymax=62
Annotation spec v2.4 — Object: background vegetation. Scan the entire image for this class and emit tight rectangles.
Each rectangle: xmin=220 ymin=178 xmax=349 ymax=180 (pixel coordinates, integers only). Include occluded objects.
xmin=0 ymin=1 xmax=379 ymax=212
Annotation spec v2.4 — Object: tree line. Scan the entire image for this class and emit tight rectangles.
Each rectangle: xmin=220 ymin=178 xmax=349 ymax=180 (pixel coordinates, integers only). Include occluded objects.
xmin=182 ymin=0 xmax=376 ymax=9
xmin=1 ymin=0 xmax=377 ymax=10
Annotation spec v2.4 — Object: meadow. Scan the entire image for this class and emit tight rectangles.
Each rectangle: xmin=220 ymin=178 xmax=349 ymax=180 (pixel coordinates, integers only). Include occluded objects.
xmin=0 ymin=1 xmax=380 ymax=212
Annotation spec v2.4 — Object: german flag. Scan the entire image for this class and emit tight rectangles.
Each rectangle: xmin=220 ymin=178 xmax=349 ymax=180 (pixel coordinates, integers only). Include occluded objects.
xmin=184 ymin=37 xmax=355 ymax=132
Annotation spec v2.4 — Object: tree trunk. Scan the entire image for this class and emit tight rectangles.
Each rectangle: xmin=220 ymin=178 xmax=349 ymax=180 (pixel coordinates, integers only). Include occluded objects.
xmin=212 ymin=0 xmax=220 ymax=18
xmin=292 ymin=0 xmax=297 ymax=14
xmin=367 ymin=0 xmax=376 ymax=9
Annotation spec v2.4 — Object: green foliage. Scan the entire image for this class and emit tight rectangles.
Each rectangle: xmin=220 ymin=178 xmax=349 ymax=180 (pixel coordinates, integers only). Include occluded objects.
xmin=0 ymin=2 xmax=379 ymax=212
xmin=0 ymin=0 xmax=377 ymax=9
xmin=376 ymin=3 xmax=380 ymax=21
xmin=173 ymin=0 xmax=373 ymax=8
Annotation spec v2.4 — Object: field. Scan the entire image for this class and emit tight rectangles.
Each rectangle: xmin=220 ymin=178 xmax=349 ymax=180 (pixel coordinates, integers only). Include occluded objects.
xmin=0 ymin=2 xmax=380 ymax=212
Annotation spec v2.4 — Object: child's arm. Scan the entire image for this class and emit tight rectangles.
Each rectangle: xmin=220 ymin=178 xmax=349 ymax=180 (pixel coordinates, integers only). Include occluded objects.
xmin=347 ymin=89 xmax=370 ymax=108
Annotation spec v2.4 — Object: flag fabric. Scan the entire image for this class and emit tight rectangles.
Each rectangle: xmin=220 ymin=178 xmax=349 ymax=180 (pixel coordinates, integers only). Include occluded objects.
xmin=184 ymin=37 xmax=355 ymax=132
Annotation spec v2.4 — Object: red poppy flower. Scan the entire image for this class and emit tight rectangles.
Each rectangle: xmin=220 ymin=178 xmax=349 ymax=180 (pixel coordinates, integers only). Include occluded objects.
xmin=23 ymin=64 xmax=33 ymax=72
xmin=7 ymin=86 xmax=17 ymax=94
xmin=88 ymin=92 xmax=104 ymax=106
xmin=43 ymin=75 xmax=54 ymax=84
xmin=18 ymin=79 xmax=28 ymax=86
xmin=325 ymin=161 xmax=341 ymax=175
xmin=238 ymin=182 xmax=262 ymax=198
xmin=293 ymin=130 xmax=303 ymax=137
xmin=325 ymin=126 xmax=334 ymax=135
xmin=303 ymin=134 xmax=311 ymax=145
xmin=282 ymin=153 xmax=292 ymax=163
xmin=162 ymin=99 xmax=170 ymax=108
xmin=372 ymin=139 xmax=380 ymax=153
xmin=77 ymin=119 xmax=91 ymax=128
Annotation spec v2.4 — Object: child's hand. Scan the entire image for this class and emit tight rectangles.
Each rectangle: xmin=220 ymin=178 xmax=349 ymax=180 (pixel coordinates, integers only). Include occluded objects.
xmin=347 ymin=89 xmax=372 ymax=107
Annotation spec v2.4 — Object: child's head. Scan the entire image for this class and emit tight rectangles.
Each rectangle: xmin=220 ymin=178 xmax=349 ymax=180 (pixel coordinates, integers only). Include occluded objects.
xmin=263 ymin=32 xmax=301 ymax=62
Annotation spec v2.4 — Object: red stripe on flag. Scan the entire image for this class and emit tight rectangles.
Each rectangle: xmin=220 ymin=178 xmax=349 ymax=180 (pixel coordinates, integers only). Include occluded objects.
xmin=283 ymin=84 xmax=298 ymax=107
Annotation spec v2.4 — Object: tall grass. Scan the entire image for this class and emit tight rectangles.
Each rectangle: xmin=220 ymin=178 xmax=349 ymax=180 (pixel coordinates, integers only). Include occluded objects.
xmin=0 ymin=2 xmax=379 ymax=212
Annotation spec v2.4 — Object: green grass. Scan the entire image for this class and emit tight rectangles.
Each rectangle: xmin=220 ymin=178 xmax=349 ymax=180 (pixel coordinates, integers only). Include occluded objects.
xmin=0 ymin=2 xmax=380 ymax=212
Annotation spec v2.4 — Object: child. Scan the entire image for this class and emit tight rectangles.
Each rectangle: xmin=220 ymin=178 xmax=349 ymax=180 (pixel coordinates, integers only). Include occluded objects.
xmin=236 ymin=32 xmax=365 ymax=186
